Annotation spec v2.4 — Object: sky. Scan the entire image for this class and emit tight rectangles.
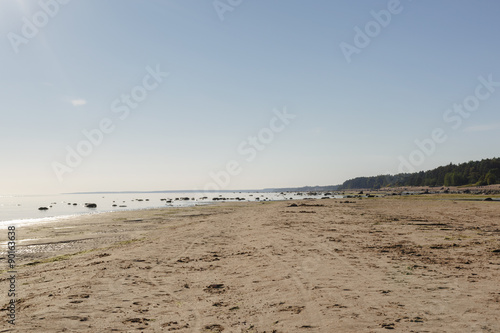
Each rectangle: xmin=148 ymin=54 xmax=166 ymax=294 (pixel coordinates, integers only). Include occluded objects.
xmin=1 ymin=0 xmax=500 ymax=195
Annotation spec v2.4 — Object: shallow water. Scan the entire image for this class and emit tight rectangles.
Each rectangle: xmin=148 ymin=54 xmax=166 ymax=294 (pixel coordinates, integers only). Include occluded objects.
xmin=0 ymin=191 xmax=337 ymax=227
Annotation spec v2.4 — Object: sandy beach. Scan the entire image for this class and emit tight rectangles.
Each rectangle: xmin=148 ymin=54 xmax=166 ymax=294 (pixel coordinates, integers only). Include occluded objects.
xmin=1 ymin=196 xmax=499 ymax=332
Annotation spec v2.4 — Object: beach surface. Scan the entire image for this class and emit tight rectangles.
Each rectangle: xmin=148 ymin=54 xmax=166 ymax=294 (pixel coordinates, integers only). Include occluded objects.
xmin=1 ymin=196 xmax=499 ymax=332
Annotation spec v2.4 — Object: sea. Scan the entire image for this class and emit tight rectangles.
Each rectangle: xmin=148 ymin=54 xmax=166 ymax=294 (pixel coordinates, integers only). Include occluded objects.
xmin=0 ymin=191 xmax=338 ymax=228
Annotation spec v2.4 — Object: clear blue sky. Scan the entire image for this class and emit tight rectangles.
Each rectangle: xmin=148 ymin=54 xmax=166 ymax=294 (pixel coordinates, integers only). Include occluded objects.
xmin=1 ymin=0 xmax=499 ymax=195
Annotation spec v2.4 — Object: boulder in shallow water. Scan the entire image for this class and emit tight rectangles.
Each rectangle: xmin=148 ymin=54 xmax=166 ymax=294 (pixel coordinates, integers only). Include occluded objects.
xmin=38 ymin=207 xmax=49 ymax=210
xmin=85 ymin=203 xmax=97 ymax=208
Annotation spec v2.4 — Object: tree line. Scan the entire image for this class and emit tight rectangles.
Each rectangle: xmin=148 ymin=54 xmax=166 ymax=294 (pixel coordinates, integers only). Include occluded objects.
xmin=339 ymin=157 xmax=500 ymax=189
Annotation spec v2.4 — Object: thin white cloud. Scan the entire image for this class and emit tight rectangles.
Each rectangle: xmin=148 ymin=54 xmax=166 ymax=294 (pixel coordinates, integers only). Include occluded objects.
xmin=464 ymin=123 xmax=500 ymax=133
xmin=312 ymin=127 xmax=323 ymax=136
xmin=71 ymin=99 xmax=87 ymax=107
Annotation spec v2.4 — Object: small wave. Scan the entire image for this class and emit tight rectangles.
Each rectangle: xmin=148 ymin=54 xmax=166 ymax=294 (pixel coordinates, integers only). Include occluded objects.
xmin=0 ymin=214 xmax=88 ymax=228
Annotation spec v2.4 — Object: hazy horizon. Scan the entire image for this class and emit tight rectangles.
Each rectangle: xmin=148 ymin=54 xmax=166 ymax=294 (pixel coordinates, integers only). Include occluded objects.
xmin=2 ymin=1 xmax=500 ymax=195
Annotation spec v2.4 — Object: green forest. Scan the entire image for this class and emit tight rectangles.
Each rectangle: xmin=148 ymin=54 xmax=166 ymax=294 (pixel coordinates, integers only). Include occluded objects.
xmin=340 ymin=158 xmax=500 ymax=190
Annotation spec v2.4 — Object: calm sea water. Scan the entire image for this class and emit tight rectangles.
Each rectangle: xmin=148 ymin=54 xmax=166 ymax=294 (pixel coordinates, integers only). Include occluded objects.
xmin=0 ymin=191 xmax=334 ymax=227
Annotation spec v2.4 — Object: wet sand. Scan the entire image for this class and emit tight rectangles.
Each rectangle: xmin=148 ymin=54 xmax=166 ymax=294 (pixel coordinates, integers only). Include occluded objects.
xmin=1 ymin=196 xmax=499 ymax=332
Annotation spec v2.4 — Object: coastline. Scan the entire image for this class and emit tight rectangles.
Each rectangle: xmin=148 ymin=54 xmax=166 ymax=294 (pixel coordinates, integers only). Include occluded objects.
xmin=0 ymin=191 xmax=321 ymax=225
xmin=0 ymin=203 xmax=212 ymax=230
xmin=1 ymin=196 xmax=499 ymax=332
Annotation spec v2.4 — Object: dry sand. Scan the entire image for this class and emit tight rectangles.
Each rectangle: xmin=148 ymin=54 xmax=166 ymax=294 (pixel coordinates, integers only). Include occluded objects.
xmin=1 ymin=196 xmax=499 ymax=332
